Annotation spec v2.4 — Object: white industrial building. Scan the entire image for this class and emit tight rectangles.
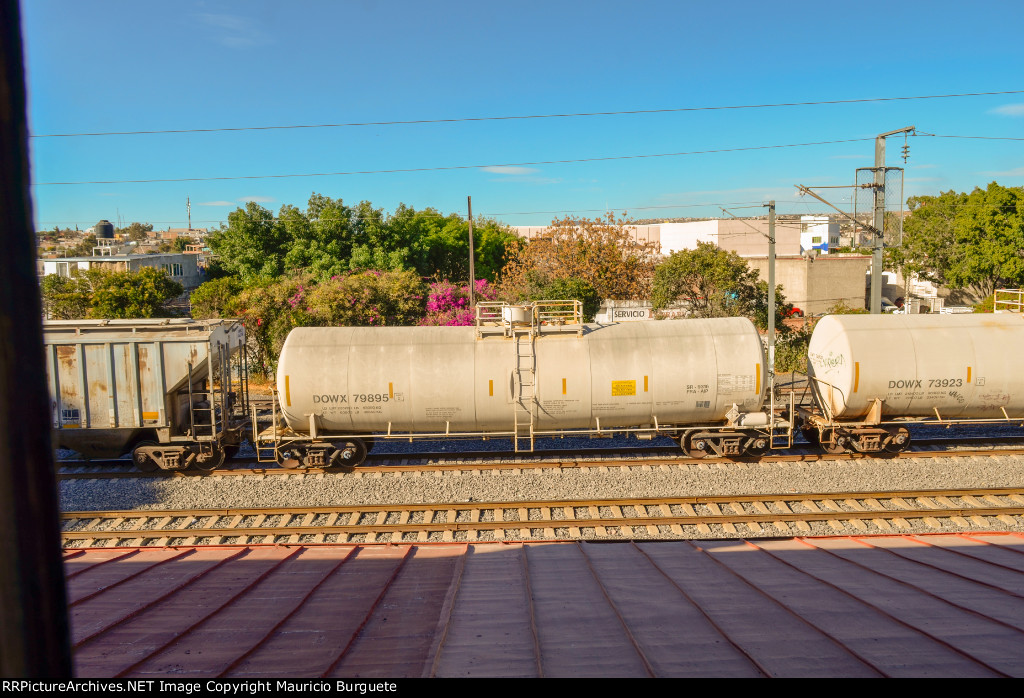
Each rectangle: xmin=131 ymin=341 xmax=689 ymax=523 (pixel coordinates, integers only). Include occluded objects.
xmin=798 ymin=216 xmax=841 ymax=254
xmin=40 ymin=252 xmax=203 ymax=290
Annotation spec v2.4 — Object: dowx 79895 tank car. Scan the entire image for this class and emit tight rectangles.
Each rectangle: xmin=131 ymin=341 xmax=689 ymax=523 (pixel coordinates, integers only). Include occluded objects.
xmin=255 ymin=301 xmax=785 ymax=468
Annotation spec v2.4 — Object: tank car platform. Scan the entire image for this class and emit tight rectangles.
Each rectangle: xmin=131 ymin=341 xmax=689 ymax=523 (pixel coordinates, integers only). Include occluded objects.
xmin=63 ymin=534 xmax=1024 ymax=677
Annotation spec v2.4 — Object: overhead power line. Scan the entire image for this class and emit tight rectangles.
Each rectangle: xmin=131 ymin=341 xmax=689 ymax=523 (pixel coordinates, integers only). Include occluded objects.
xmin=34 ymin=137 xmax=873 ymax=186
xmin=29 ymin=90 xmax=1024 ymax=138
xmin=916 ymin=132 xmax=1024 ymax=141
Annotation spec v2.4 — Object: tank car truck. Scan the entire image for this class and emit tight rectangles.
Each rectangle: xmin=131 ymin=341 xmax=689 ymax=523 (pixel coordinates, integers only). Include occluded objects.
xmin=45 ymin=318 xmax=250 ymax=471
xmin=253 ymin=301 xmax=796 ymax=469
xmin=799 ymin=312 xmax=1024 ymax=454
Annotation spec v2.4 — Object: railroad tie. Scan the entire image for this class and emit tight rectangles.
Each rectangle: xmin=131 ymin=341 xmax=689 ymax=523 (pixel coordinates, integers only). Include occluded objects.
xmin=659 ymin=504 xmax=684 ymax=535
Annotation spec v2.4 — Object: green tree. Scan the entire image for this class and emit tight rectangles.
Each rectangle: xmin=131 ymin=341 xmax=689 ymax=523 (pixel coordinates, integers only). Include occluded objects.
xmin=652 ymin=242 xmax=757 ymax=316
xmin=117 ymin=222 xmax=154 ymax=242
xmin=281 ymin=194 xmax=356 ymax=279
xmin=190 ymin=277 xmax=244 ymax=319
xmin=231 ymin=274 xmax=315 ymax=377
xmin=171 ymin=236 xmax=196 ymax=252
xmin=89 ymin=267 xmax=184 ymax=318
xmin=206 ymin=202 xmax=288 ymax=282
xmin=472 ymin=220 xmax=519 ymax=282
xmin=41 ymin=272 xmax=94 ymax=319
xmin=652 ymin=243 xmax=790 ymax=331
xmin=897 ymin=183 xmax=1024 ymax=299
xmin=538 ymin=278 xmax=601 ymax=322
xmin=306 ymin=269 xmax=427 ymax=327
xmin=228 ymin=270 xmax=428 ymax=378
xmin=384 ymin=205 xmax=518 ymax=281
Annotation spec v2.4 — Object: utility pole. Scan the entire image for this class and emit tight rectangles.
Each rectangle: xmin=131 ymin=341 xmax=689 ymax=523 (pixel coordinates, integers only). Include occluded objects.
xmin=870 ymin=126 xmax=915 ymax=314
xmin=766 ymin=201 xmax=776 ymax=376
xmin=467 ymin=196 xmax=476 ymax=308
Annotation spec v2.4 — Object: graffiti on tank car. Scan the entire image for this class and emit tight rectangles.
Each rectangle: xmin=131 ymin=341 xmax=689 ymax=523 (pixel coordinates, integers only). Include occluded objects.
xmin=808 ymin=351 xmax=845 ymax=369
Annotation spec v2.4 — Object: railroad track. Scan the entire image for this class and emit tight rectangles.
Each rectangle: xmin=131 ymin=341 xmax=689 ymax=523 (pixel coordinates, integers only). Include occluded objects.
xmin=61 ymin=487 xmax=1024 ymax=547
xmin=56 ymin=437 xmax=1024 ymax=480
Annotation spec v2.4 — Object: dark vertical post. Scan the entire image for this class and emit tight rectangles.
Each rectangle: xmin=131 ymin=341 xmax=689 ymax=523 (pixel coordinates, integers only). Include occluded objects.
xmin=467 ymin=196 xmax=476 ymax=308
xmin=766 ymin=201 xmax=776 ymax=376
xmin=0 ymin=0 xmax=73 ymax=677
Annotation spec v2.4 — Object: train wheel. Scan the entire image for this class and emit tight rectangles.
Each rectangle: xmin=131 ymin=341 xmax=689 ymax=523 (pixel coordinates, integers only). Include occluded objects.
xmin=330 ymin=439 xmax=368 ymax=471
xmin=884 ymin=427 xmax=911 ymax=453
xmin=277 ymin=447 xmax=304 ymax=469
xmin=680 ymin=430 xmax=710 ymax=459
xmin=745 ymin=436 xmax=769 ymax=457
xmin=820 ymin=431 xmax=848 ymax=455
xmin=132 ymin=441 xmax=159 ymax=472
xmin=193 ymin=448 xmax=225 ymax=472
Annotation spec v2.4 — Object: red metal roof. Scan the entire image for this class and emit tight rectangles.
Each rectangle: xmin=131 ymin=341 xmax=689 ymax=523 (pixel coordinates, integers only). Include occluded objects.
xmin=65 ymin=533 xmax=1024 ymax=678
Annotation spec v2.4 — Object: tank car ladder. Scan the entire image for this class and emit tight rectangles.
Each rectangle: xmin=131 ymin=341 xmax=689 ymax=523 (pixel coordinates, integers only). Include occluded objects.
xmin=513 ymin=331 xmax=536 ymax=452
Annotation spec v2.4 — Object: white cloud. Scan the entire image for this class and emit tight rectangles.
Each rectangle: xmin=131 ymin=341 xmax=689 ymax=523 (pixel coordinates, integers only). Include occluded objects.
xmin=989 ymin=103 xmax=1024 ymax=116
xmin=979 ymin=166 xmax=1024 ymax=177
xmin=487 ymin=176 xmax=562 ymax=185
xmin=481 ymin=166 xmax=539 ymax=175
xmin=196 ymin=13 xmax=271 ymax=48
xmin=198 ymin=200 xmax=235 ymax=206
xmin=237 ymin=195 xmax=274 ymax=203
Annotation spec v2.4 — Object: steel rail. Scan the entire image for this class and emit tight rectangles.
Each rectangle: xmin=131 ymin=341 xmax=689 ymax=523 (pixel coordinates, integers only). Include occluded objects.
xmin=60 ymin=488 xmax=1024 ymax=547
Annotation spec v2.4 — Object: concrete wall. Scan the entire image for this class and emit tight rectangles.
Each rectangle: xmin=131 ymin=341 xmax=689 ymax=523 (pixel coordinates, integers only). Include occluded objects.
xmin=745 ymin=254 xmax=871 ymax=316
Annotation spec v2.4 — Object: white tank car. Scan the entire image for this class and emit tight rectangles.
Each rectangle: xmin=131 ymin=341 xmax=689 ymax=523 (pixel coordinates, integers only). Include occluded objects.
xmin=275 ymin=318 xmax=766 ymax=435
xmin=807 ymin=313 xmax=1024 ymax=420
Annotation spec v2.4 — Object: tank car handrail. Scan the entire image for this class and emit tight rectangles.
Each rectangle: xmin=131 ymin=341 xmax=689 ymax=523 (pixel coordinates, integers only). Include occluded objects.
xmin=807 ymin=376 xmax=847 ymax=423
xmin=994 ymin=288 xmax=1024 ymax=314
xmin=475 ymin=300 xmax=584 ymax=338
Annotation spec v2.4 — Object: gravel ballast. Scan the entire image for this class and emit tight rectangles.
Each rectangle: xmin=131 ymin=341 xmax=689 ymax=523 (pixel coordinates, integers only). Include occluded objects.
xmin=60 ymin=453 xmax=1024 ymax=513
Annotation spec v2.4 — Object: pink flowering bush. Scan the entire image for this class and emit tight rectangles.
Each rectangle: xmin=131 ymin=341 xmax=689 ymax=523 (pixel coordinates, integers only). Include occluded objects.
xmin=306 ymin=269 xmax=427 ymax=327
xmin=420 ymin=279 xmax=497 ymax=326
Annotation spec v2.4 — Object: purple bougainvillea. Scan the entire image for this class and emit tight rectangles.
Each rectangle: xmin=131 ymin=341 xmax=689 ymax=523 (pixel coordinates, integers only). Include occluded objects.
xmin=420 ymin=279 xmax=497 ymax=326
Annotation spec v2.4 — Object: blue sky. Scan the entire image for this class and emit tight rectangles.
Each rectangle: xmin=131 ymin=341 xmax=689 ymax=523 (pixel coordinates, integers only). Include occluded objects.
xmin=21 ymin=0 xmax=1024 ymax=231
